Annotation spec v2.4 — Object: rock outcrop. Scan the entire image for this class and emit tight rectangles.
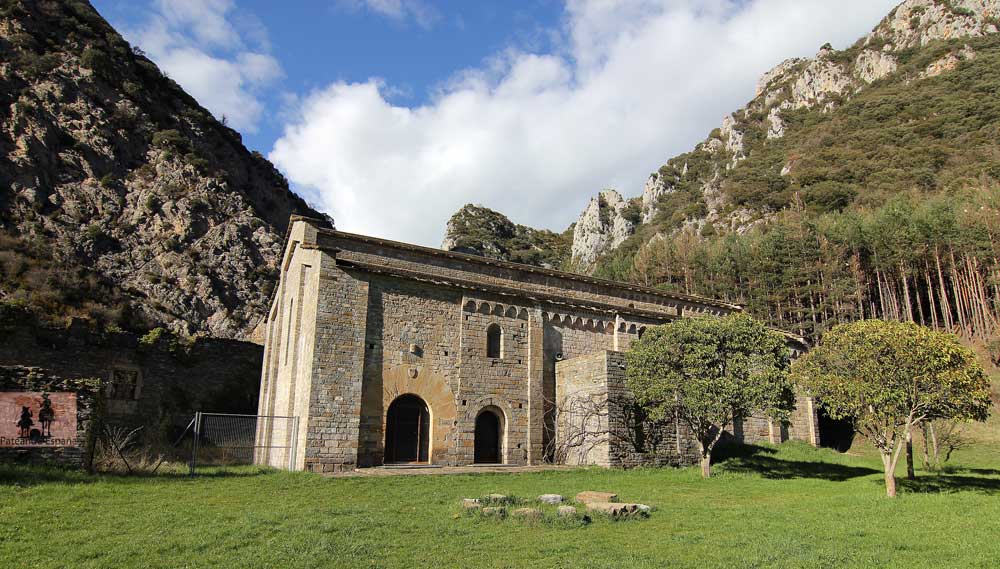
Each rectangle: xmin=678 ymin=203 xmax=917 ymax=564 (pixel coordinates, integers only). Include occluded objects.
xmin=869 ymin=0 xmax=999 ymax=50
xmin=444 ymin=1 xmax=1000 ymax=275
xmin=570 ymin=190 xmax=637 ymax=270
xmin=441 ymin=204 xmax=571 ymax=269
xmin=0 ymin=1 xmax=328 ymax=339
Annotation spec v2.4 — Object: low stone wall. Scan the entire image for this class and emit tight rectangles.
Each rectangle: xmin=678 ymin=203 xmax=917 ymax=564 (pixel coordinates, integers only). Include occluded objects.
xmin=0 ymin=314 xmax=263 ymax=453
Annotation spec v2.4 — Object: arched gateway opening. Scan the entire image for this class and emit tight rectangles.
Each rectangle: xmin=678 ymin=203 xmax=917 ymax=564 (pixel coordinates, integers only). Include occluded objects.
xmin=385 ymin=394 xmax=430 ymax=463
xmin=474 ymin=408 xmax=504 ymax=464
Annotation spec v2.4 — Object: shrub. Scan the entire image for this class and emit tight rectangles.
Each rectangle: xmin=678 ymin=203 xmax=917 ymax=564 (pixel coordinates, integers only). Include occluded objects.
xmin=84 ymin=223 xmax=106 ymax=242
xmin=80 ymin=46 xmax=110 ymax=76
xmin=151 ymin=129 xmax=191 ymax=157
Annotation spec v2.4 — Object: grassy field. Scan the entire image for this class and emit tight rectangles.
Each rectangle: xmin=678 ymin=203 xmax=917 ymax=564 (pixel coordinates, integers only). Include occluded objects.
xmin=1 ymin=441 xmax=998 ymax=569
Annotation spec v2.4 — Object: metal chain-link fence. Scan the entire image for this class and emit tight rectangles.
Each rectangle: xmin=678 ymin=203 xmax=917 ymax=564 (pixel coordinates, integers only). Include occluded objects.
xmin=186 ymin=412 xmax=299 ymax=474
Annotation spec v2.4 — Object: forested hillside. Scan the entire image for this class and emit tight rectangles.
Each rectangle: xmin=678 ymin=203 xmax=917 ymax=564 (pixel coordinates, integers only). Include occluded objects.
xmin=0 ymin=0 xmax=328 ymax=339
xmin=593 ymin=3 xmax=1000 ymax=343
xmin=448 ymin=0 xmax=1000 ymax=346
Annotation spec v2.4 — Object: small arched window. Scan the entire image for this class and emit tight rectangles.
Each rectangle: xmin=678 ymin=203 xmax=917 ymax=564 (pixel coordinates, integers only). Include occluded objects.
xmin=486 ymin=323 xmax=503 ymax=358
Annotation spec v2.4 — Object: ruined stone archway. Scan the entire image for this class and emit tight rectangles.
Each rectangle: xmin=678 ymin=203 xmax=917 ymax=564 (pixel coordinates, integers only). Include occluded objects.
xmin=384 ymin=394 xmax=430 ymax=463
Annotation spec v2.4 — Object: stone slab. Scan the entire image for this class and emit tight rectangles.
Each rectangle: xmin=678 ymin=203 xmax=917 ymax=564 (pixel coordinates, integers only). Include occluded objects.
xmin=575 ymin=491 xmax=617 ymax=504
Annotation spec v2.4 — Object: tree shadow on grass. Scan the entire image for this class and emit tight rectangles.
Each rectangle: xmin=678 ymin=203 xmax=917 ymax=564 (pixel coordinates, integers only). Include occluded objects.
xmin=900 ymin=473 xmax=1000 ymax=494
xmin=712 ymin=444 xmax=880 ymax=481
xmin=0 ymin=464 xmax=276 ymax=487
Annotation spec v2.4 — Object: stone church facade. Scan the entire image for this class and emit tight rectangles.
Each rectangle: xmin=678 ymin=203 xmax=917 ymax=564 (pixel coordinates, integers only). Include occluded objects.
xmin=256 ymin=217 xmax=818 ymax=473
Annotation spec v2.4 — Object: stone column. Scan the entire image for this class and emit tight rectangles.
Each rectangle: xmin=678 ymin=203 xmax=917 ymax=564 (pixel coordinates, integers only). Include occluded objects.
xmin=525 ymin=307 xmax=545 ymax=464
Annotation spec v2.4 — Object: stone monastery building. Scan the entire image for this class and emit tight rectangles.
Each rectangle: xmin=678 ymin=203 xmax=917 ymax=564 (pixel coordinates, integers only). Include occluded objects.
xmin=256 ymin=217 xmax=818 ymax=473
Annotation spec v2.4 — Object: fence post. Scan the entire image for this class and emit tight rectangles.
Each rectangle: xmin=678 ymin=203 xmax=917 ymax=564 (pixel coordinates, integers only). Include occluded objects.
xmin=288 ymin=416 xmax=299 ymax=471
xmin=190 ymin=411 xmax=202 ymax=476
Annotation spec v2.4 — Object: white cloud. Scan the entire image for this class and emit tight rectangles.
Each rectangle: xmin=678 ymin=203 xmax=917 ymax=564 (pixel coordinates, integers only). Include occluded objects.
xmin=337 ymin=0 xmax=440 ymax=29
xmin=271 ymin=0 xmax=899 ymax=246
xmin=126 ymin=0 xmax=281 ymax=132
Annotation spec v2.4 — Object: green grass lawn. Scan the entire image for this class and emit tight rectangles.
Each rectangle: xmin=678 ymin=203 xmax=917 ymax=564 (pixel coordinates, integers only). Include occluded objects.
xmin=1 ymin=442 xmax=998 ymax=569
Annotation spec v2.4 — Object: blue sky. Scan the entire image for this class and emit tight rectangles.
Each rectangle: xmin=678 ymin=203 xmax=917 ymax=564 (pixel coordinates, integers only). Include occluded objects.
xmin=93 ymin=1 xmax=565 ymax=153
xmin=90 ymin=0 xmax=898 ymax=246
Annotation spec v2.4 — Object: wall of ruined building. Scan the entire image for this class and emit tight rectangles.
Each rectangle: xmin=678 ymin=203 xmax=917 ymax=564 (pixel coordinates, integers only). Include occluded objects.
xmin=0 ymin=315 xmax=262 ymax=459
xmin=0 ymin=367 xmax=100 ymax=468
xmin=555 ymin=351 xmax=699 ymax=469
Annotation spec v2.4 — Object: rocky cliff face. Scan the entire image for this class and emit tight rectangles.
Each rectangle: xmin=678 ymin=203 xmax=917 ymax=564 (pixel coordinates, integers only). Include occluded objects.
xmin=569 ymin=190 xmax=639 ymax=270
xmin=441 ymin=204 xmax=571 ymax=269
xmin=570 ymin=0 xmax=1000 ymax=272
xmin=0 ymin=0 xmax=328 ymax=339
xmin=440 ymin=0 xmax=1000 ymax=274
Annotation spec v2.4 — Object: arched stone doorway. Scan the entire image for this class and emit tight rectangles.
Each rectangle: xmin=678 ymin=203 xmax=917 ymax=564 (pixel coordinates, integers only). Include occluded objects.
xmin=385 ymin=394 xmax=430 ymax=463
xmin=474 ymin=407 xmax=504 ymax=464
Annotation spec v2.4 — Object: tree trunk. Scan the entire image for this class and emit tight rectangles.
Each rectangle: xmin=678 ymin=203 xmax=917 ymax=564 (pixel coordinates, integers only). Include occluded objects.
xmin=929 ymin=422 xmax=940 ymax=468
xmin=935 ymin=247 xmax=953 ymax=331
xmin=921 ymin=423 xmax=931 ymax=470
xmin=881 ymin=452 xmax=898 ymax=498
xmin=906 ymin=427 xmax=915 ymax=480
xmin=700 ymin=454 xmax=711 ymax=478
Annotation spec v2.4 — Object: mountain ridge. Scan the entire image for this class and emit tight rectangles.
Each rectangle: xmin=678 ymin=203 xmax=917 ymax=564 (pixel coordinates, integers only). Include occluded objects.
xmin=0 ymin=0 xmax=330 ymax=339
xmin=443 ymin=0 xmax=1000 ymax=274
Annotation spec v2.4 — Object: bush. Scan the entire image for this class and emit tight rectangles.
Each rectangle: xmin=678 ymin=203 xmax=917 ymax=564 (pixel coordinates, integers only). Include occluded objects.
xmin=80 ymin=46 xmax=110 ymax=76
xmin=84 ymin=223 xmax=106 ymax=241
xmin=151 ymin=129 xmax=192 ymax=157
xmin=18 ymin=52 xmax=61 ymax=78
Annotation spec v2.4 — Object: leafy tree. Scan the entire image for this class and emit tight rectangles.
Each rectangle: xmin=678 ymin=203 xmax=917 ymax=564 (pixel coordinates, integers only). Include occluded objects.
xmin=791 ymin=320 xmax=991 ymax=497
xmin=625 ymin=314 xmax=795 ymax=478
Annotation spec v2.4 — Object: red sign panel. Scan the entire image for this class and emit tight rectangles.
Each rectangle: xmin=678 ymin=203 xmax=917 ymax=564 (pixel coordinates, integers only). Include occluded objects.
xmin=1 ymin=392 xmax=78 ymax=447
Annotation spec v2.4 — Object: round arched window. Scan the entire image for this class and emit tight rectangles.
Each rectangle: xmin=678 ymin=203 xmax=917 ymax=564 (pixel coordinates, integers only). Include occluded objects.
xmin=486 ymin=323 xmax=503 ymax=358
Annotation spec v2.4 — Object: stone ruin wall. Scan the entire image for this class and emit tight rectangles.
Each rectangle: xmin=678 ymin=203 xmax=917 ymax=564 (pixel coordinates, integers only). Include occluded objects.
xmin=556 ymin=350 xmax=820 ymax=469
xmin=555 ymin=351 xmax=699 ymax=469
xmin=0 ymin=315 xmax=263 ymax=467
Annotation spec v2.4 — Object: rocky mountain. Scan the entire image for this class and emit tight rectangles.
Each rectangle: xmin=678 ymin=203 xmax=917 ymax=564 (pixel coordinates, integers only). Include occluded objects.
xmin=569 ymin=190 xmax=640 ymax=271
xmin=578 ymin=0 xmax=1000 ymax=268
xmin=0 ymin=0 xmax=329 ymax=339
xmin=443 ymin=0 xmax=1000 ymax=273
xmin=441 ymin=204 xmax=571 ymax=269
xmin=435 ymin=0 xmax=1000 ymax=346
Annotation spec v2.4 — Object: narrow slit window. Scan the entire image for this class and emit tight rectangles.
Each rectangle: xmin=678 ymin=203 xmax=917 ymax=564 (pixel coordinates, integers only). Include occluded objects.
xmin=486 ymin=323 xmax=503 ymax=358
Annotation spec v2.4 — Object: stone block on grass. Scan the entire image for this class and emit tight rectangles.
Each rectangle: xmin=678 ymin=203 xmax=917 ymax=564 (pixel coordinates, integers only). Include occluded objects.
xmin=585 ymin=502 xmax=649 ymax=518
xmin=538 ymin=494 xmax=564 ymax=504
xmin=575 ymin=491 xmax=618 ymax=504
xmin=512 ymin=507 xmax=543 ymax=520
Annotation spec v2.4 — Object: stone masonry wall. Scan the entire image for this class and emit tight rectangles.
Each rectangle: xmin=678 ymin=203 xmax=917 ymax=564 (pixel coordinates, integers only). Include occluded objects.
xmin=555 ymin=351 xmax=699 ymax=468
xmin=261 ymin=219 xmax=816 ymax=472
xmin=301 ymin=251 xmax=370 ymax=473
xmin=0 ymin=315 xmax=262 ymax=450
xmin=358 ymin=276 xmax=463 ymax=466
xmin=456 ymin=297 xmax=531 ymax=465
xmin=554 ymin=351 xmax=611 ymax=466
